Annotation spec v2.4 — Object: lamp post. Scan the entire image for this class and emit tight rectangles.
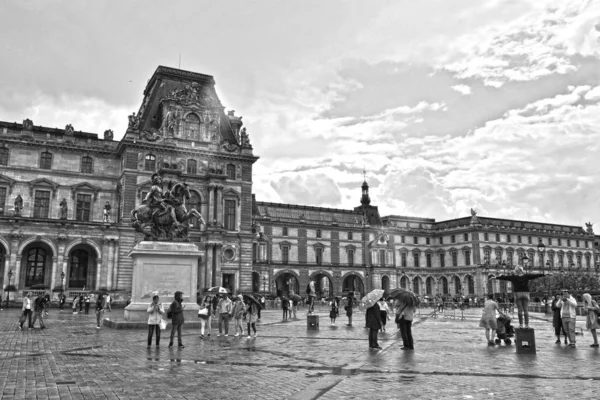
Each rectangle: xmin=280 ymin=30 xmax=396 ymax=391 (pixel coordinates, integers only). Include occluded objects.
xmin=6 ymin=270 xmax=12 ymax=309
xmin=263 ymin=276 xmax=266 ymax=296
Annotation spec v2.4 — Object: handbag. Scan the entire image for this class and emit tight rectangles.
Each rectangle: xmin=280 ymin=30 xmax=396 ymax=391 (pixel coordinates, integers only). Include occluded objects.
xmin=159 ymin=319 xmax=167 ymax=330
xmin=198 ymin=307 xmax=209 ymax=317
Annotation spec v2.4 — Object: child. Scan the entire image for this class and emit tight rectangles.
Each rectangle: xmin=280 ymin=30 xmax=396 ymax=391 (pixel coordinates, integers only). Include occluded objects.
xmin=329 ymin=298 xmax=339 ymax=325
xmin=479 ymin=294 xmax=500 ymax=346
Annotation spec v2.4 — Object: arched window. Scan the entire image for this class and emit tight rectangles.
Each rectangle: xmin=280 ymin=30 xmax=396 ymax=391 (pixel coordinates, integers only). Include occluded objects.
xmin=26 ymin=247 xmax=47 ymax=287
xmin=227 ymin=164 xmax=236 ymax=180
xmin=186 ymin=191 xmax=202 ymax=229
xmin=454 ymin=276 xmax=462 ymax=294
xmin=144 ymin=154 xmax=156 ymax=171
xmin=69 ymin=249 xmax=89 ymax=288
xmin=187 ymin=159 xmax=197 ymax=175
xmin=400 ymin=276 xmax=408 ymax=289
xmin=441 ymin=277 xmax=449 ymax=295
xmin=413 ymin=277 xmax=421 ymax=295
xmin=487 ymin=275 xmax=495 ymax=296
xmin=81 ymin=156 xmax=93 ymax=173
xmin=40 ymin=151 xmax=53 ymax=169
xmin=382 ymin=276 xmax=390 ymax=292
xmin=426 ymin=277 xmax=434 ymax=295
xmin=0 ymin=147 xmax=8 ymax=166
xmin=184 ymin=113 xmax=201 ymax=139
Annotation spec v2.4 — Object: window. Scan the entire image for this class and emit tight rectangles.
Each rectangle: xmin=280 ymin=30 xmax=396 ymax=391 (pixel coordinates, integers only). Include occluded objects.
xmin=80 ymin=156 xmax=93 ymax=174
xmin=26 ymin=247 xmax=47 ymax=287
xmin=184 ymin=113 xmax=201 ymax=139
xmin=283 ymin=227 xmax=288 ymax=236
xmin=144 ymin=154 xmax=156 ymax=171
xmin=465 ymin=250 xmax=471 ymax=266
xmin=484 ymin=250 xmax=490 ymax=263
xmin=348 ymin=249 xmax=354 ymax=266
xmin=401 ymin=235 xmax=405 ymax=244
xmin=379 ymin=250 xmax=386 ymax=266
xmin=69 ymin=249 xmax=89 ymax=288
xmin=316 ymin=248 xmax=323 ymax=265
xmin=413 ymin=236 xmax=418 ymax=245
xmin=576 ymin=254 xmax=582 ymax=268
xmin=413 ymin=253 xmax=419 ymax=267
xmin=451 ymin=235 xmax=456 ymax=243
xmin=576 ymin=240 xmax=580 ymax=248
xmin=187 ymin=159 xmax=197 ymax=175
xmin=558 ymin=253 xmax=564 ymax=267
xmin=467 ymin=276 xmax=475 ymax=294
xmin=426 ymin=237 xmax=430 ymax=245
xmin=40 ymin=151 xmax=52 ymax=169
xmin=439 ymin=253 xmax=445 ymax=268
xmin=507 ymin=234 xmax=511 ymax=243
xmin=507 ymin=251 xmax=513 ymax=266
xmin=33 ymin=190 xmax=50 ymax=218
xmin=452 ymin=251 xmax=458 ymax=267
xmin=567 ymin=239 xmax=571 ymax=247
xmin=348 ymin=231 xmax=353 ymax=240
xmin=484 ymin=233 xmax=489 ymax=241
xmin=528 ymin=236 xmax=532 ymax=245
xmin=440 ymin=237 xmax=444 ymax=245
xmin=0 ymin=187 xmax=6 ymax=215
xmin=558 ymin=238 xmax=562 ymax=246
xmin=282 ymin=246 xmax=289 ymax=265
xmin=548 ymin=237 xmax=552 ymax=246
xmin=585 ymin=254 xmax=591 ymax=268
xmin=585 ymin=241 xmax=589 ymax=248
xmin=227 ymin=164 xmax=236 ymax=180
xmin=186 ymin=191 xmax=202 ymax=229
xmin=426 ymin=253 xmax=432 ymax=267
xmin=0 ymin=147 xmax=8 ymax=165
xmin=496 ymin=233 xmax=500 ymax=242
xmin=518 ymin=235 xmax=522 ymax=243
xmin=76 ymin=194 xmax=91 ymax=221
xmin=224 ymin=200 xmax=236 ymax=230
xmin=464 ymin=233 xmax=469 ymax=242
xmin=316 ymin=229 xmax=322 ymax=239
xmin=401 ymin=253 xmax=407 ymax=267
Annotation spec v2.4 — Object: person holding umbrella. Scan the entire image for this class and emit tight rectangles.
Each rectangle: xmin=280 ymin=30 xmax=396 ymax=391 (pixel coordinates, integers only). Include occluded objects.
xmin=389 ymin=288 xmax=419 ymax=350
xmin=363 ymin=289 xmax=384 ymax=349
xmin=244 ymin=295 xmax=260 ymax=338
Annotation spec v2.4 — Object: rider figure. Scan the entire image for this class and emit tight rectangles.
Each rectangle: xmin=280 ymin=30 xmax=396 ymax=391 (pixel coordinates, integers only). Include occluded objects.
xmin=143 ymin=173 xmax=178 ymax=223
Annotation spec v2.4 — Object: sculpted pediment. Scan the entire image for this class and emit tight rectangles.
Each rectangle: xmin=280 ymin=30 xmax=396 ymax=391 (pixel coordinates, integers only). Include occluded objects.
xmin=28 ymin=178 xmax=59 ymax=197
xmin=70 ymin=182 xmax=102 ymax=200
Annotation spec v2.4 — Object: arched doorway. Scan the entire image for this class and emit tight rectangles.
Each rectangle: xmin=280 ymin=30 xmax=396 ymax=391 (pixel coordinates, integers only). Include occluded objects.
xmin=440 ymin=276 xmax=449 ymax=295
xmin=400 ymin=276 xmax=409 ymax=289
xmin=413 ymin=276 xmax=422 ymax=295
xmin=275 ymin=272 xmax=299 ymax=298
xmin=311 ymin=273 xmax=333 ymax=299
xmin=381 ymin=275 xmax=390 ymax=292
xmin=20 ymin=242 xmax=54 ymax=289
xmin=342 ymin=274 xmax=364 ymax=299
xmin=426 ymin=277 xmax=435 ymax=295
xmin=67 ymin=245 xmax=98 ymax=290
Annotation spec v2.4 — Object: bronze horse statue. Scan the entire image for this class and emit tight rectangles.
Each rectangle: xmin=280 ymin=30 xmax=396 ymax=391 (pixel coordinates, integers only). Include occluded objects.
xmin=131 ymin=182 xmax=205 ymax=240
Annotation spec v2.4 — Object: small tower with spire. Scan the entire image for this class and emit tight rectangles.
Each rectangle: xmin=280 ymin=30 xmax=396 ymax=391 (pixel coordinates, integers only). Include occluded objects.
xmin=360 ymin=168 xmax=371 ymax=206
xmin=355 ymin=167 xmax=381 ymax=226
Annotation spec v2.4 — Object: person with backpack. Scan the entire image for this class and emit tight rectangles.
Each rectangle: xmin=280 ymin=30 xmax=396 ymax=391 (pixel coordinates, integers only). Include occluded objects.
xmin=198 ymin=296 xmax=211 ymax=339
xmin=31 ymin=293 xmax=47 ymax=329
xmin=231 ymin=295 xmax=245 ymax=337
xmin=168 ymin=291 xmax=185 ymax=348
xmin=95 ymin=294 xmax=106 ymax=329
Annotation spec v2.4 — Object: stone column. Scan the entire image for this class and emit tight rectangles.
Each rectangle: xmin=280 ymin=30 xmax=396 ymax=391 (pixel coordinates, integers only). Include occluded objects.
xmin=10 ymin=234 xmax=22 ymax=291
xmin=216 ymin=185 xmax=224 ymax=226
xmin=50 ymin=257 xmax=58 ymax=292
xmin=106 ymin=239 xmax=115 ymax=289
xmin=205 ymin=243 xmax=214 ymax=287
xmin=207 ymin=185 xmax=215 ymax=226
xmin=112 ymin=241 xmax=119 ymax=290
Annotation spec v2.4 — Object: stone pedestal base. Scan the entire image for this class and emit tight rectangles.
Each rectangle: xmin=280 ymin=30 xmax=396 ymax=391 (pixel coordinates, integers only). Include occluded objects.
xmin=307 ymin=315 xmax=319 ymax=330
xmin=124 ymin=241 xmax=201 ymax=322
xmin=515 ymin=328 xmax=536 ymax=354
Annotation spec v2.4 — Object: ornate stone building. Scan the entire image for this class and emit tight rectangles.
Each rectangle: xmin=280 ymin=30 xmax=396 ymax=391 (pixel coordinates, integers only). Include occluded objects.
xmin=0 ymin=66 xmax=598 ymax=302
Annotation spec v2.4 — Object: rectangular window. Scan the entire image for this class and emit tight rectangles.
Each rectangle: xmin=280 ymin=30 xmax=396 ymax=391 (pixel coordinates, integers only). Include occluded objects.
xmin=252 ymin=243 xmax=257 ymax=262
xmin=282 ymin=246 xmax=289 ymax=264
xmin=567 ymin=239 xmax=571 ymax=247
xmin=76 ymin=194 xmax=91 ymax=221
xmin=451 ymin=235 xmax=456 ymax=243
xmin=518 ymin=235 xmax=522 ymax=243
xmin=348 ymin=232 xmax=353 ymax=240
xmin=0 ymin=148 xmax=8 ymax=166
xmin=413 ymin=253 xmax=419 ymax=267
xmin=484 ymin=233 xmax=489 ymax=241
xmin=401 ymin=235 xmax=405 ymax=244
xmin=464 ymin=233 xmax=469 ymax=242
xmin=33 ymin=190 xmax=50 ymax=218
xmin=316 ymin=248 xmax=322 ymax=265
xmin=40 ymin=152 xmax=52 ymax=169
xmin=227 ymin=164 xmax=236 ymax=179
xmin=379 ymin=250 xmax=386 ymax=267
xmin=348 ymin=249 xmax=354 ymax=266
xmin=426 ymin=237 xmax=430 ymax=245
xmin=484 ymin=250 xmax=490 ymax=263
xmin=81 ymin=156 xmax=93 ymax=174
xmin=440 ymin=237 xmax=444 ymax=245
xmin=426 ymin=253 xmax=432 ymax=267
xmin=401 ymin=253 xmax=407 ymax=267
xmin=413 ymin=236 xmax=418 ymax=245
xmin=585 ymin=240 xmax=588 ymax=248
xmin=507 ymin=234 xmax=511 ymax=243
xmin=528 ymin=236 xmax=532 ymax=244
xmin=548 ymin=237 xmax=552 ymax=246
xmin=224 ymin=200 xmax=236 ymax=230
xmin=187 ymin=160 xmax=197 ymax=175
xmin=452 ymin=251 xmax=458 ymax=267
xmin=439 ymin=254 xmax=445 ymax=268
xmin=0 ymin=187 xmax=6 ymax=215
xmin=465 ymin=250 xmax=471 ymax=266
xmin=496 ymin=233 xmax=500 ymax=242
xmin=558 ymin=238 xmax=562 ymax=246
xmin=576 ymin=240 xmax=580 ymax=248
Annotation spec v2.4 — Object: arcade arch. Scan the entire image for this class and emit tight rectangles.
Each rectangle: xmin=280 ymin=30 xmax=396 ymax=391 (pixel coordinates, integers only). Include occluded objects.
xmin=66 ymin=244 xmax=99 ymax=290
xmin=309 ymin=271 xmax=333 ymax=299
xmin=19 ymin=241 xmax=54 ymax=288
xmin=275 ymin=271 xmax=300 ymax=298
xmin=342 ymin=273 xmax=364 ymax=298
xmin=426 ymin=276 xmax=435 ymax=296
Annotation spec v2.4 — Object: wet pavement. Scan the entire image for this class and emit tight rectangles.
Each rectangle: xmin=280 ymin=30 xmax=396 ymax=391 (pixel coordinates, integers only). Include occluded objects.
xmin=0 ymin=304 xmax=598 ymax=399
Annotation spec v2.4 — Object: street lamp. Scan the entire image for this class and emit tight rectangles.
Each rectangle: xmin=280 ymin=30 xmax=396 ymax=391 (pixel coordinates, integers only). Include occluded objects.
xmin=262 ymin=276 xmax=266 ymax=296
xmin=6 ymin=270 xmax=12 ymax=309
xmin=537 ymin=242 xmax=546 ymax=271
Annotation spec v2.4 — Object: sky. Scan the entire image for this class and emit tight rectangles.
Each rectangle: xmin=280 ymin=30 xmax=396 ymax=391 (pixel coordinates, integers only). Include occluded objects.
xmin=1 ymin=0 xmax=600 ymax=228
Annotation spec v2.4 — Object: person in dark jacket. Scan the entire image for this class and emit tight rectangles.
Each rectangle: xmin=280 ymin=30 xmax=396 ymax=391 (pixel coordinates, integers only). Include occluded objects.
xmin=496 ymin=265 xmax=544 ymax=329
xmin=169 ymin=291 xmax=185 ymax=348
xmin=366 ymin=301 xmax=383 ymax=349
xmin=346 ymin=292 xmax=354 ymax=327
xmin=551 ymin=293 xmax=568 ymax=344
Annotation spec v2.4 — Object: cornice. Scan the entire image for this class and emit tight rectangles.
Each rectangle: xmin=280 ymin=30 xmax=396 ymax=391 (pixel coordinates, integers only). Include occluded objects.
xmin=0 ymin=136 xmax=117 ymax=156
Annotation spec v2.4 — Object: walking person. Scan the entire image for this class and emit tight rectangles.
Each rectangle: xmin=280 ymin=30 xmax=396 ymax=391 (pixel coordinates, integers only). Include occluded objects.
xmin=197 ymin=296 xmax=211 ymax=339
xmin=366 ymin=301 xmax=383 ymax=350
xmin=282 ymin=297 xmax=289 ymax=321
xmin=346 ymin=292 xmax=354 ymax=327
xmin=147 ymin=295 xmax=164 ymax=347
xmin=79 ymin=294 xmax=84 ymax=312
xmin=479 ymin=294 xmax=500 ymax=346
xmin=378 ymin=298 xmax=390 ymax=332
xmin=329 ymin=297 xmax=339 ymax=326
xmin=291 ymin=297 xmax=298 ymax=319
xmin=216 ymin=293 xmax=232 ymax=337
xmin=84 ymin=295 xmax=91 ymax=314
xmin=582 ymin=293 xmax=599 ymax=348
xmin=557 ymin=289 xmax=577 ymax=348
xmin=105 ymin=293 xmax=112 ymax=312
xmin=95 ymin=294 xmax=106 ymax=329
xmin=59 ymin=293 xmax=65 ymax=311
xmin=397 ymin=298 xmax=417 ymax=350
xmin=496 ymin=265 xmax=544 ymax=329
xmin=246 ymin=301 xmax=259 ymax=339
xmin=31 ymin=293 xmax=47 ymax=330
xmin=232 ymin=295 xmax=245 ymax=337
xmin=551 ymin=293 xmax=568 ymax=344
xmin=168 ymin=291 xmax=185 ymax=348
xmin=72 ymin=295 xmax=79 ymax=314
xmin=19 ymin=293 xmax=33 ymax=330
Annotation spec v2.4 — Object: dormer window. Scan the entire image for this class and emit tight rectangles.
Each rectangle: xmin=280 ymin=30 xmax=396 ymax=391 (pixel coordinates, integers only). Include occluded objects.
xmin=227 ymin=164 xmax=236 ymax=180
xmin=184 ymin=113 xmax=201 ymax=140
xmin=144 ymin=154 xmax=156 ymax=171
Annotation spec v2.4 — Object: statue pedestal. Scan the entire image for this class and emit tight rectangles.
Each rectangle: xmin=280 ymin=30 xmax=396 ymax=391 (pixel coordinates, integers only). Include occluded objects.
xmin=124 ymin=241 xmax=201 ymax=322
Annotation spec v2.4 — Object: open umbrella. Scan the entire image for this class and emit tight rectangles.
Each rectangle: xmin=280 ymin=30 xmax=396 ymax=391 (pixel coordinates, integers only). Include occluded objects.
xmin=389 ymin=288 xmax=420 ymax=307
xmin=289 ymin=293 xmax=301 ymax=302
xmin=243 ymin=294 xmax=262 ymax=310
xmin=362 ymin=289 xmax=385 ymax=309
xmin=205 ymin=286 xmax=231 ymax=295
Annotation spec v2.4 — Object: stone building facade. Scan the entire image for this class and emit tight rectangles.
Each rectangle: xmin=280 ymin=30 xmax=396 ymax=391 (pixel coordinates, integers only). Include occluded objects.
xmin=0 ymin=65 xmax=598 ymax=302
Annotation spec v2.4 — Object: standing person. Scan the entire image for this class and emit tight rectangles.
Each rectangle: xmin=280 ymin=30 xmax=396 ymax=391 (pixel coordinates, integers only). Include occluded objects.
xmin=105 ymin=293 xmax=112 ymax=312
xmin=257 ymin=296 xmax=263 ymax=321
xmin=31 ymin=293 xmax=47 ymax=330
xmin=232 ymin=295 xmax=245 ymax=337
xmin=246 ymin=301 xmax=259 ymax=339
xmin=397 ymin=298 xmax=417 ymax=350
xmin=19 ymin=293 xmax=33 ymax=330
xmin=275 ymin=297 xmax=281 ymax=310
xmin=557 ymin=289 xmax=577 ymax=348
xmin=291 ymin=297 xmax=298 ymax=319
xmin=95 ymin=294 xmax=105 ymax=329
xmin=378 ymin=298 xmax=390 ymax=332
xmin=366 ymin=301 xmax=383 ymax=350
xmin=168 ymin=291 xmax=185 ymax=348
xmin=496 ymin=266 xmax=544 ymax=329
xmin=345 ymin=293 xmax=354 ymax=327
xmin=282 ymin=297 xmax=289 ymax=321
xmin=84 ymin=295 xmax=91 ymax=314
xmin=147 ymin=295 xmax=164 ymax=347
xmin=582 ymin=293 xmax=599 ymax=348
xmin=479 ymin=294 xmax=500 ymax=346
xmin=79 ymin=294 xmax=84 ymax=312
xmin=551 ymin=294 xmax=568 ymax=344
xmin=72 ymin=295 xmax=79 ymax=314
xmin=59 ymin=293 xmax=65 ymax=311
xmin=198 ymin=296 xmax=211 ymax=339
xmin=216 ymin=293 xmax=232 ymax=337
xmin=329 ymin=298 xmax=339 ymax=326
xmin=44 ymin=293 xmax=50 ymax=316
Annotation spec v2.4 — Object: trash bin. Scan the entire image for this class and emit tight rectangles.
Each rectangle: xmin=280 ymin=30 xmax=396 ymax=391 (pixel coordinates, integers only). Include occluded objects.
xmin=307 ymin=315 xmax=319 ymax=330
xmin=515 ymin=328 xmax=536 ymax=354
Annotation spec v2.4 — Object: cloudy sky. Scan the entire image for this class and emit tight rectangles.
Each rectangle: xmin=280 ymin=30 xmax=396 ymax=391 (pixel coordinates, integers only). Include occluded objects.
xmin=2 ymin=0 xmax=600 ymax=227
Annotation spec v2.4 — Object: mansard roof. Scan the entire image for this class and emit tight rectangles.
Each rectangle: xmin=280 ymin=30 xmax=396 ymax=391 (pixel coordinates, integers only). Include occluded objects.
xmin=255 ymin=201 xmax=363 ymax=227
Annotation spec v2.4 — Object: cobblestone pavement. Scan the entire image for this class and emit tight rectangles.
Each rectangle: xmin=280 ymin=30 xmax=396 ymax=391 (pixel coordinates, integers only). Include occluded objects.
xmin=0 ymin=304 xmax=597 ymax=399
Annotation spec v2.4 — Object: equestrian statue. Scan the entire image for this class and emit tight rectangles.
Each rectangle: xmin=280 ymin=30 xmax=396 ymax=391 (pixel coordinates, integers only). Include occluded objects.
xmin=131 ymin=173 xmax=206 ymax=241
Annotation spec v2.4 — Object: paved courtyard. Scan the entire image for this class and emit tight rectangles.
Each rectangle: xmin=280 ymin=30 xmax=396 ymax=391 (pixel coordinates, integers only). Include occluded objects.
xmin=0 ymin=304 xmax=598 ymax=400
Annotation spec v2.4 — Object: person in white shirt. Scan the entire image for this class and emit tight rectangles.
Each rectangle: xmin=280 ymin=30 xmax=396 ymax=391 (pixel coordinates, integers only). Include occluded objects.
xmin=105 ymin=294 xmax=112 ymax=312
xmin=19 ymin=293 xmax=33 ymax=330
xmin=556 ymin=289 xmax=578 ymax=347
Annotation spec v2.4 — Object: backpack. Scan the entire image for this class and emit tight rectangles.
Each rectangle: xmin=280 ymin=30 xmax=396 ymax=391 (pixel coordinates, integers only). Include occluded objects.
xmin=166 ymin=304 xmax=173 ymax=319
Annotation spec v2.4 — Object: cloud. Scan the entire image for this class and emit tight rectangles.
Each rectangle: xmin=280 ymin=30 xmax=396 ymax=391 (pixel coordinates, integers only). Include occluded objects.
xmin=451 ymin=85 xmax=472 ymax=95
xmin=269 ymin=174 xmax=343 ymax=206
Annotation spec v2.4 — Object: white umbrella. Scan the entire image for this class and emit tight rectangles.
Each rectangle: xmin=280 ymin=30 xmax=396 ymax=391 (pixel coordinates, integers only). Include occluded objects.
xmin=362 ymin=289 xmax=385 ymax=309
xmin=205 ymin=286 xmax=231 ymax=294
